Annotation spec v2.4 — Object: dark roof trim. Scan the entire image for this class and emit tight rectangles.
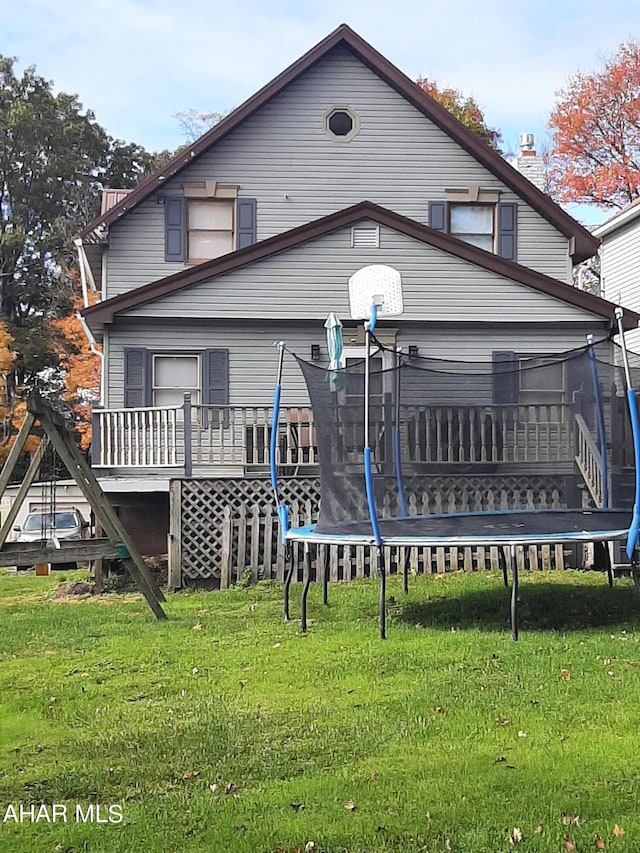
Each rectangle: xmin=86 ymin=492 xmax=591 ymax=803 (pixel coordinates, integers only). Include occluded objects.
xmin=83 ymin=201 xmax=637 ymax=330
xmin=79 ymin=24 xmax=598 ymax=264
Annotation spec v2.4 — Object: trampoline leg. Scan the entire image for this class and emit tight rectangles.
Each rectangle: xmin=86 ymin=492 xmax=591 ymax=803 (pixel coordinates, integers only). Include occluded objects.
xmin=322 ymin=546 xmax=329 ymax=607
xmin=605 ymin=541 xmax=614 ymax=588
xmin=377 ymin=547 xmax=386 ymax=640
xmin=499 ymin=547 xmax=509 ymax=588
xmin=632 ymin=567 xmax=640 ymax=597
xmin=301 ymin=543 xmax=311 ymax=633
xmin=402 ymin=549 xmax=409 ymax=595
xmin=283 ymin=544 xmax=294 ymax=623
xmin=510 ymin=544 xmax=519 ymax=641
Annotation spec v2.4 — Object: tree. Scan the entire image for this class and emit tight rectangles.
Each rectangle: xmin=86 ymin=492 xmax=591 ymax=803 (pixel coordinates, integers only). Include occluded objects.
xmin=51 ymin=283 xmax=101 ymax=450
xmin=415 ymin=77 xmax=502 ymax=151
xmin=0 ymin=54 xmax=169 ymax=447
xmin=173 ymin=108 xmax=225 ymax=143
xmin=548 ymin=40 xmax=640 ymax=210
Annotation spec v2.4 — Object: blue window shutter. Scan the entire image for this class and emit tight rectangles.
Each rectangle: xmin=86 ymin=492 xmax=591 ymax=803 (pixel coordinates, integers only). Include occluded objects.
xmin=493 ymin=351 xmax=518 ymax=405
xmin=124 ymin=348 xmax=151 ymax=408
xmin=236 ymin=198 xmax=257 ymax=249
xmin=498 ymin=202 xmax=517 ymax=261
xmin=165 ymin=197 xmax=184 ymax=262
xmin=428 ymin=201 xmax=447 ymax=232
xmin=202 ymin=348 xmax=229 ymax=427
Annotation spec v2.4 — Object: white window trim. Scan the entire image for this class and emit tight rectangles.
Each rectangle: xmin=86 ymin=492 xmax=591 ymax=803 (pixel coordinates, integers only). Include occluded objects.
xmin=152 ymin=353 xmax=201 ymax=406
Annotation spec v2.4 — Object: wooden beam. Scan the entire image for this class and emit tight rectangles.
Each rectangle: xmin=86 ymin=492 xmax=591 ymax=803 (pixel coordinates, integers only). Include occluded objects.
xmin=0 ymin=538 xmax=120 ymax=566
xmin=0 ymin=413 xmax=36 ymax=501
xmin=0 ymin=438 xmax=49 ymax=549
xmin=31 ymin=404 xmax=167 ymax=620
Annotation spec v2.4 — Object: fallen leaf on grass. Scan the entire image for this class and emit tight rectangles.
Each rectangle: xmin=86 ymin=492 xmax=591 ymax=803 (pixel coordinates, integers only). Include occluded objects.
xmin=563 ymin=814 xmax=581 ymax=827
xmin=182 ymin=770 xmax=199 ymax=780
xmin=518 ymin=730 xmax=527 ymax=738
xmin=209 ymin=784 xmax=218 ymax=793
xmin=344 ymin=800 xmax=356 ymax=811
xmin=508 ymin=826 xmax=523 ymax=844
xmin=535 ymin=823 xmax=544 ymax=834
xmin=225 ymin=783 xmax=239 ymax=795
xmin=304 ymin=843 xmax=317 ymax=853
xmin=496 ymin=715 xmax=510 ymax=726
xmin=613 ymin=825 xmax=625 ymax=837
xmin=273 ymin=642 xmax=281 ymax=649
xmin=595 ymin=835 xmax=606 ymax=849
xmin=289 ymin=802 xmax=305 ymax=812
xmin=560 ymin=669 xmax=571 ymax=681
xmin=445 ymin=839 xmax=452 ymax=852
xmin=564 ymin=835 xmax=576 ymax=852
xmin=370 ymin=773 xmax=379 ymax=782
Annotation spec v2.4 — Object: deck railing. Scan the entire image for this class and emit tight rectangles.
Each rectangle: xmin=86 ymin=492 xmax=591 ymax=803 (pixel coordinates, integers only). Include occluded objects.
xmin=574 ymin=413 xmax=605 ymax=507
xmin=93 ymin=398 xmax=580 ymax=472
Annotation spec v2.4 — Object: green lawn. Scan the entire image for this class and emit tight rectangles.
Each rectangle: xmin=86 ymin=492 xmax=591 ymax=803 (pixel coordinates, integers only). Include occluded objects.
xmin=1 ymin=568 xmax=640 ymax=852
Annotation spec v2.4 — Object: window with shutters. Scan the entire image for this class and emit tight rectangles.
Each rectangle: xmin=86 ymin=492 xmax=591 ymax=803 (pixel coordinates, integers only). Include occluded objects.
xmin=187 ymin=200 xmax=234 ymax=263
xmin=429 ymin=193 xmax=517 ymax=260
xmin=152 ymin=355 xmax=200 ymax=406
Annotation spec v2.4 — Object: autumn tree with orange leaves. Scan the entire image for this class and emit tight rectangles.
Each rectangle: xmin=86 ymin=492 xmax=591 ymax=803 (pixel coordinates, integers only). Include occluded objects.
xmin=52 ymin=286 xmax=101 ymax=451
xmin=415 ymin=77 xmax=502 ymax=151
xmin=549 ymin=40 xmax=640 ymax=210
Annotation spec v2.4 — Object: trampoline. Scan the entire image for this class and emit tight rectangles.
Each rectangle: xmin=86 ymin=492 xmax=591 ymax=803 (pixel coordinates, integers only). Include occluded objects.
xmin=270 ymin=267 xmax=640 ymax=640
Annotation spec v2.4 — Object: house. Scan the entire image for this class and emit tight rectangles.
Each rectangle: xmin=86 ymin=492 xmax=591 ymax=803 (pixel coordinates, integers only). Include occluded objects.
xmin=79 ymin=24 xmax=638 ymax=586
xmin=593 ymin=200 xmax=640 ymax=352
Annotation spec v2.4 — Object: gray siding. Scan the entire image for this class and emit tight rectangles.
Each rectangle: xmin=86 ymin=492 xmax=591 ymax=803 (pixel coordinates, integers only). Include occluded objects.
xmin=105 ymin=320 xmax=608 ymax=410
xmin=105 ymin=47 xmax=571 ymax=297
xmin=121 ymin=222 xmax=595 ymax=324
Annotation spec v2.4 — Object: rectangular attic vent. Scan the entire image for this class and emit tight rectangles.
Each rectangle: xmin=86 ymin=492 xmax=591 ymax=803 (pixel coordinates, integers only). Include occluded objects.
xmin=351 ymin=226 xmax=380 ymax=248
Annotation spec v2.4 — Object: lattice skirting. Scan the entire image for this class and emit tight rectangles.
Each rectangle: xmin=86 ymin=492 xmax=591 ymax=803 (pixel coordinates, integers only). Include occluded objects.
xmin=171 ymin=474 xmax=575 ymax=586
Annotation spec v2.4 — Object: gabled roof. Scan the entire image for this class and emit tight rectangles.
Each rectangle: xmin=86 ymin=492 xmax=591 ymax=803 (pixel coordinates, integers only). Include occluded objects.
xmin=80 ymin=24 xmax=598 ymax=264
xmin=83 ymin=201 xmax=637 ymax=330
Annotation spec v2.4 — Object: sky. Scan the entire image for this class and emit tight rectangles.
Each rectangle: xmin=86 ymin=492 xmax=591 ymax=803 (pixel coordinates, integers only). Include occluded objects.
xmin=4 ymin=0 xmax=640 ymax=228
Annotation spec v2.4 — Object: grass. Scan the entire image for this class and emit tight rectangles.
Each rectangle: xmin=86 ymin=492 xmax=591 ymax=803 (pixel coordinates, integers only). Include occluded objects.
xmin=1 ymin=568 xmax=640 ymax=852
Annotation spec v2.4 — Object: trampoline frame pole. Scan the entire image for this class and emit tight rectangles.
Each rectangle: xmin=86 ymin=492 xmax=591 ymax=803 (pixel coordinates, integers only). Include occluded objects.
xmin=587 ymin=334 xmax=609 ymax=508
xmin=394 ymin=347 xmax=408 ymax=518
xmin=615 ymin=307 xmax=640 ymax=561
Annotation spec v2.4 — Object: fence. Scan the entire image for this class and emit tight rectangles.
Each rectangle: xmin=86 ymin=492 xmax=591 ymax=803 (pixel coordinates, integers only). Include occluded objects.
xmin=169 ymin=474 xmax=574 ymax=588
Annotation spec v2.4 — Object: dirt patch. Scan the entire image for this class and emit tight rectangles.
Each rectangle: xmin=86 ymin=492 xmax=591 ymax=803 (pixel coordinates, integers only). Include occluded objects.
xmin=51 ymin=581 xmax=95 ymax=599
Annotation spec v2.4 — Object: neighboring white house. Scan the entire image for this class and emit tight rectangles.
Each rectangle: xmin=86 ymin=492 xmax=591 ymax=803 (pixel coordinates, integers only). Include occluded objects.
xmin=594 ymin=199 xmax=640 ymax=351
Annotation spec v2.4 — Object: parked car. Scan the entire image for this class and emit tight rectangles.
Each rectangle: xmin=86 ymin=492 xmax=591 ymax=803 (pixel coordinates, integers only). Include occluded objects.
xmin=13 ymin=508 xmax=91 ymax=569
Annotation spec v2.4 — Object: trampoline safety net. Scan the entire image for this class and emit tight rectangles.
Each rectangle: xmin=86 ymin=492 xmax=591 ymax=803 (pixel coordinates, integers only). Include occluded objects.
xmin=292 ymin=340 xmax=640 ymax=538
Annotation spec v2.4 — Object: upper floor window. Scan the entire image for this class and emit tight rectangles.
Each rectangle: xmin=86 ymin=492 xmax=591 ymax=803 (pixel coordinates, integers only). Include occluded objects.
xmin=187 ymin=200 xmax=234 ymax=263
xmin=164 ymin=189 xmax=257 ymax=264
xmin=428 ymin=190 xmax=517 ymax=261
xmin=324 ymin=106 xmax=359 ymax=142
xmin=449 ymin=203 xmax=494 ymax=252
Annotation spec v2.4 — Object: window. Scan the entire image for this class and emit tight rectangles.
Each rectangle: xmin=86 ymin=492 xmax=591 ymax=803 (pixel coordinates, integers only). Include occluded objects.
xmin=152 ymin=355 xmax=200 ymax=406
xmin=187 ymin=200 xmax=234 ymax=263
xmin=164 ymin=195 xmax=257 ymax=263
xmin=519 ymin=358 xmax=564 ymax=407
xmin=449 ymin=203 xmax=495 ymax=252
xmin=324 ymin=107 xmax=359 ymax=142
xmin=429 ymin=196 xmax=517 ymax=261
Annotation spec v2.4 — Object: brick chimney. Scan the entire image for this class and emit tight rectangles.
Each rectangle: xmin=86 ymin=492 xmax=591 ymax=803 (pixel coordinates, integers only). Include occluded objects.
xmin=513 ymin=133 xmax=546 ymax=192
